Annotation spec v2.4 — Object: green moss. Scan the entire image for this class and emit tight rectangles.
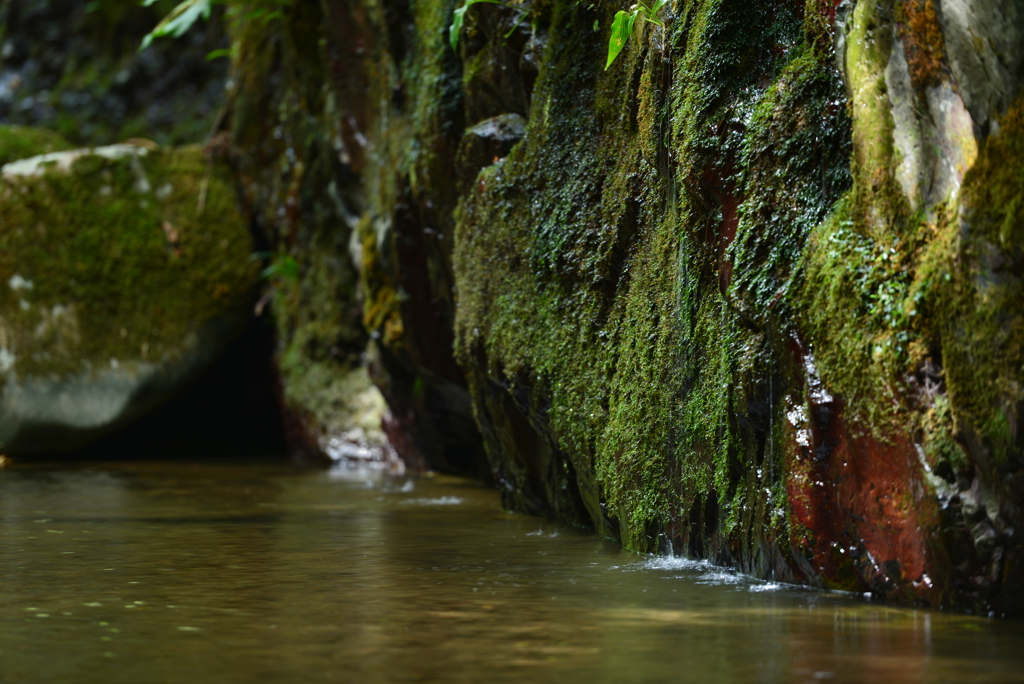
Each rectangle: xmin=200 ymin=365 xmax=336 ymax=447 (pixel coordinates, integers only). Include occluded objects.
xmin=728 ymin=46 xmax=852 ymax=319
xmin=453 ymin=0 xmax=845 ymax=558
xmin=669 ymin=0 xmax=800 ymax=184
xmin=943 ymin=98 xmax=1024 ymax=462
xmin=796 ymin=5 xmax=1022 ymax=459
xmin=0 ymin=126 xmax=76 ymax=167
xmin=277 ymin=356 xmax=387 ymax=440
xmin=792 ymin=0 xmax=954 ymax=434
xmin=273 ymin=223 xmax=366 ymax=375
xmin=919 ymin=395 xmax=968 ymax=476
xmin=362 ymin=0 xmax=464 ymax=224
xmin=360 ymin=220 xmax=405 ymax=350
xmin=227 ymin=1 xmax=377 ymax=449
xmin=841 ymin=0 xmax=905 ymax=232
xmin=799 ymin=200 xmax=912 ymax=426
xmin=0 ymin=146 xmax=257 ymax=378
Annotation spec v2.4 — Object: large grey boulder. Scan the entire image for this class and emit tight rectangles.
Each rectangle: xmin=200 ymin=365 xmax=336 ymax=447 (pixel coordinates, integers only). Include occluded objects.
xmin=0 ymin=141 xmax=257 ymax=456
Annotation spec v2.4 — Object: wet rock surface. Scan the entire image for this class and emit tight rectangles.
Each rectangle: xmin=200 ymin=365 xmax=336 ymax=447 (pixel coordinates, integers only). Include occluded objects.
xmin=456 ymin=113 xmax=526 ymax=193
xmin=211 ymin=0 xmax=1024 ymax=614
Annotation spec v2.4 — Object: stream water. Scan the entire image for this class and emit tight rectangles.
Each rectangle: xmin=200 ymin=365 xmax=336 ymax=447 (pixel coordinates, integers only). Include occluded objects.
xmin=2 ymin=461 xmax=1023 ymax=683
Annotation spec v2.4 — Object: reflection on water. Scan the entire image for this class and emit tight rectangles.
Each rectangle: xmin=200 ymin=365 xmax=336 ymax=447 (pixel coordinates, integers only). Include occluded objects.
xmin=1 ymin=462 xmax=1023 ymax=683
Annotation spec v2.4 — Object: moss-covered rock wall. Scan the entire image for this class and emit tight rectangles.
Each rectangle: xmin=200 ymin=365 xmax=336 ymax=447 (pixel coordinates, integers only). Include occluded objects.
xmin=224 ymin=0 xmax=486 ymax=473
xmin=225 ymin=0 xmax=1024 ymax=613
xmin=454 ymin=0 xmax=852 ymax=568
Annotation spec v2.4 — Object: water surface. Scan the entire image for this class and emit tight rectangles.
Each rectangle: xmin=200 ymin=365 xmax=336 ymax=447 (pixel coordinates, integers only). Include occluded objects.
xmin=2 ymin=462 xmax=1022 ymax=683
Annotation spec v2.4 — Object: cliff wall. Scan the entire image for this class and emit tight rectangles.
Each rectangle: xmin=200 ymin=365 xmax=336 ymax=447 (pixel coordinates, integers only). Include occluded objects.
xmin=224 ymin=0 xmax=1024 ymax=613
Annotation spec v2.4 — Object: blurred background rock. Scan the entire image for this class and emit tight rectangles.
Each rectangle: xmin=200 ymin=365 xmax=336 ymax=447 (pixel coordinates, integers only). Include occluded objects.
xmin=0 ymin=0 xmax=228 ymax=146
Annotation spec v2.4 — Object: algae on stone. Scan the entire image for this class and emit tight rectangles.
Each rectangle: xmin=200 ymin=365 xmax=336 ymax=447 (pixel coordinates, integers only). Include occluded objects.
xmin=453 ymin=0 xmax=848 ymax=567
xmin=227 ymin=3 xmax=403 ymax=466
xmin=793 ymin=0 xmax=1024 ymax=610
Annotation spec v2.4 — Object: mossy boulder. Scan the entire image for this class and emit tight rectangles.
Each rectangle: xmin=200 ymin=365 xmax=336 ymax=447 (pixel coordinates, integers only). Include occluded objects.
xmin=0 ymin=126 xmax=75 ymax=166
xmin=0 ymin=143 xmax=257 ymax=456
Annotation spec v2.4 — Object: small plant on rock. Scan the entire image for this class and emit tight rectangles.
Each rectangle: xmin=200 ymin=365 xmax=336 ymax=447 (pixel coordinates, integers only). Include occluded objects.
xmin=140 ymin=0 xmax=287 ymax=52
xmin=449 ymin=0 xmax=530 ymax=52
xmin=605 ymin=0 xmax=668 ymax=69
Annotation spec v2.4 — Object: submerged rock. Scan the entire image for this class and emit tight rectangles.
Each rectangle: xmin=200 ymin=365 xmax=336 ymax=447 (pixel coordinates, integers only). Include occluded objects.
xmin=0 ymin=142 xmax=257 ymax=456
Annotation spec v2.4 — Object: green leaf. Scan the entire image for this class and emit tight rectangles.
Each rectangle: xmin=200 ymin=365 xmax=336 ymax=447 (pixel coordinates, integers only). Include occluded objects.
xmin=205 ymin=48 xmax=231 ymax=61
xmin=139 ymin=0 xmax=212 ymax=52
xmin=605 ymin=10 xmax=632 ymax=70
xmin=649 ymin=0 xmax=669 ymax=16
xmin=261 ymin=255 xmax=300 ymax=282
xmin=449 ymin=4 xmax=469 ymax=51
xmin=638 ymin=0 xmax=666 ymax=26
xmin=449 ymin=0 xmax=511 ymax=53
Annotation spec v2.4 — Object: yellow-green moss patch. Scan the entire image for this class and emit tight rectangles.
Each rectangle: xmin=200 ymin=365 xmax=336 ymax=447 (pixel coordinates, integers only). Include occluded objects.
xmin=0 ymin=126 xmax=75 ymax=167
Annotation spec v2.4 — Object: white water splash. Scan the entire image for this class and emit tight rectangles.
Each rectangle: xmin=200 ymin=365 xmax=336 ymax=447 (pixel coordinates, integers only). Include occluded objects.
xmin=401 ymin=496 xmax=464 ymax=506
xmin=526 ymin=528 xmax=559 ymax=538
xmin=618 ymin=554 xmax=795 ymax=592
xmin=747 ymin=582 xmax=786 ymax=593
xmin=694 ymin=570 xmax=745 ymax=586
xmin=611 ymin=555 xmax=716 ymax=573
xmin=638 ymin=555 xmax=716 ymax=572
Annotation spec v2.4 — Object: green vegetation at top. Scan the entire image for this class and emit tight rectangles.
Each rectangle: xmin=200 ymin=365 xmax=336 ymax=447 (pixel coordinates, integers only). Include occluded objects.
xmin=606 ymin=0 xmax=668 ymax=69
xmin=449 ymin=0 xmax=518 ymax=51
xmin=140 ymin=0 xmax=288 ymax=52
xmin=0 ymin=0 xmax=230 ymax=147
